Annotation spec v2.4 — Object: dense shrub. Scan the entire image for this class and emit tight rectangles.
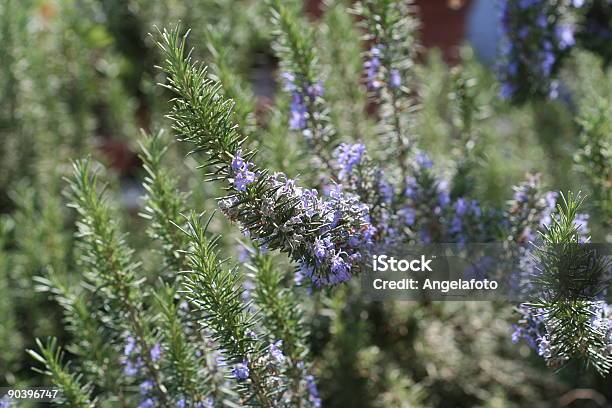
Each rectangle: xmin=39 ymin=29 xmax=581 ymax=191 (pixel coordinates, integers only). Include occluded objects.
xmin=1 ymin=0 xmax=611 ymax=407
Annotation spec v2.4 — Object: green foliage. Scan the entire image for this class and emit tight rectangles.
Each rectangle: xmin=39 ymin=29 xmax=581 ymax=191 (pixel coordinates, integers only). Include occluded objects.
xmin=28 ymin=338 xmax=95 ymax=408
xmin=67 ymin=159 xmax=169 ymax=403
xmin=157 ymin=27 xmax=251 ymax=174
xmin=154 ymin=283 xmax=205 ymax=402
xmin=575 ymin=101 xmax=611 ymax=224
xmin=571 ymin=61 xmax=612 ymax=237
xmin=139 ymin=129 xmax=189 ymax=272
xmin=528 ymin=193 xmax=612 ymax=374
xmin=244 ymin=248 xmax=312 ymax=406
xmin=353 ymin=0 xmax=420 ymax=181
xmin=181 ymin=213 xmax=281 ymax=406
xmin=1 ymin=1 xmax=611 ymax=407
xmin=319 ymin=0 xmax=372 ymax=142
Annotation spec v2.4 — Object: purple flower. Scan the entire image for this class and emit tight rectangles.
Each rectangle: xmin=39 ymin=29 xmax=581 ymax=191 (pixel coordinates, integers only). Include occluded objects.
xmin=238 ymin=246 xmax=251 ymax=263
xmin=539 ymin=50 xmax=555 ymax=75
xmin=514 ymin=190 xmax=528 ymax=203
xmin=289 ymin=93 xmax=307 ymax=130
xmin=283 ymin=71 xmax=325 ymax=133
xmin=389 ymin=69 xmax=401 ymax=88
xmin=234 ymin=170 xmax=256 ymax=191
xmin=314 ymin=237 xmax=333 ymax=260
xmin=438 ymin=185 xmax=451 ymax=208
xmin=139 ymin=398 xmax=156 ymax=408
xmin=545 ymin=191 xmax=558 ymax=209
xmin=124 ymin=335 xmax=137 ymax=356
xmin=297 ymin=262 xmax=315 ymax=285
xmin=270 ymin=340 xmax=285 ymax=363
xmin=150 ymin=343 xmax=162 ymax=362
xmin=519 ymin=0 xmax=538 ymax=9
xmin=414 ymin=151 xmax=433 ymax=169
xmin=123 ymin=357 xmax=142 ymax=376
xmin=330 ymin=254 xmax=350 ymax=283
xmin=215 ymin=355 xmax=226 ymax=367
xmin=511 ymin=325 xmax=522 ymax=343
xmin=140 ymin=379 xmax=155 ymax=395
xmin=455 ymin=198 xmax=468 ymax=216
xmin=121 ymin=337 xmax=143 ymax=377
xmin=282 ymin=72 xmax=297 ymax=92
xmin=307 ymin=81 xmax=325 ymax=98
xmin=513 ymin=305 xmax=546 ymax=350
xmin=536 ymin=13 xmax=547 ymax=29
xmin=305 ymin=374 xmax=322 ymax=407
xmin=176 ymin=399 xmax=186 ymax=408
xmin=231 ymin=154 xmax=245 ymax=171
xmin=450 ymin=216 xmax=463 ymax=235
xmin=539 ymin=191 xmax=558 ymax=227
xmin=537 ymin=336 xmax=551 ymax=358
xmin=399 ymin=207 xmax=416 ymax=226
xmin=365 ymin=46 xmax=383 ymax=90
xmin=294 ymin=268 xmax=305 ymax=285
xmin=556 ymin=25 xmax=575 ymax=49
xmin=471 ymin=200 xmax=482 ymax=217
xmin=231 ymin=151 xmax=257 ymax=191
xmin=378 ymin=178 xmax=394 ymax=204
xmin=497 ymin=0 xmax=565 ymax=101
xmin=334 ymin=143 xmax=366 ymax=179
xmin=232 ymin=360 xmax=250 ymax=380
xmin=500 ymin=82 xmax=516 ymax=99
xmin=362 ymin=224 xmax=377 ymax=241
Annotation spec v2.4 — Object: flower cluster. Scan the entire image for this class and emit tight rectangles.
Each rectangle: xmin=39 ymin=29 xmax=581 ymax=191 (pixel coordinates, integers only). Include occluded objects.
xmin=506 ymin=175 xmax=557 ymax=245
xmin=120 ymin=336 xmax=164 ymax=407
xmin=448 ymin=198 xmax=484 ymax=244
xmin=282 ymin=72 xmax=324 ymax=132
xmin=512 ymin=305 xmax=547 ymax=350
xmin=298 ymin=185 xmax=376 ymax=286
xmin=176 ymin=396 xmax=214 ymax=408
xmin=232 ymin=359 xmax=250 ymax=380
xmin=269 ymin=340 xmax=285 ymax=363
xmin=122 ymin=335 xmax=144 ymax=376
xmin=286 ymin=361 xmax=323 ymax=408
xmin=221 ymin=170 xmax=375 ymax=286
xmin=498 ymin=0 xmax=574 ymax=102
xmin=305 ymin=374 xmax=322 ymax=408
xmin=364 ymin=45 xmax=383 ymax=91
xmin=334 ymin=143 xmax=366 ymax=180
xmin=139 ymin=379 xmax=157 ymax=408
xmin=399 ymin=152 xmax=450 ymax=244
xmin=363 ymin=45 xmax=402 ymax=91
xmin=231 ymin=150 xmax=258 ymax=192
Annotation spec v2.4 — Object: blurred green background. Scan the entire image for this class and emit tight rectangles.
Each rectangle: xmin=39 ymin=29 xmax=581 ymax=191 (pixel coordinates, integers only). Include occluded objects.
xmin=1 ymin=0 xmax=611 ymax=406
